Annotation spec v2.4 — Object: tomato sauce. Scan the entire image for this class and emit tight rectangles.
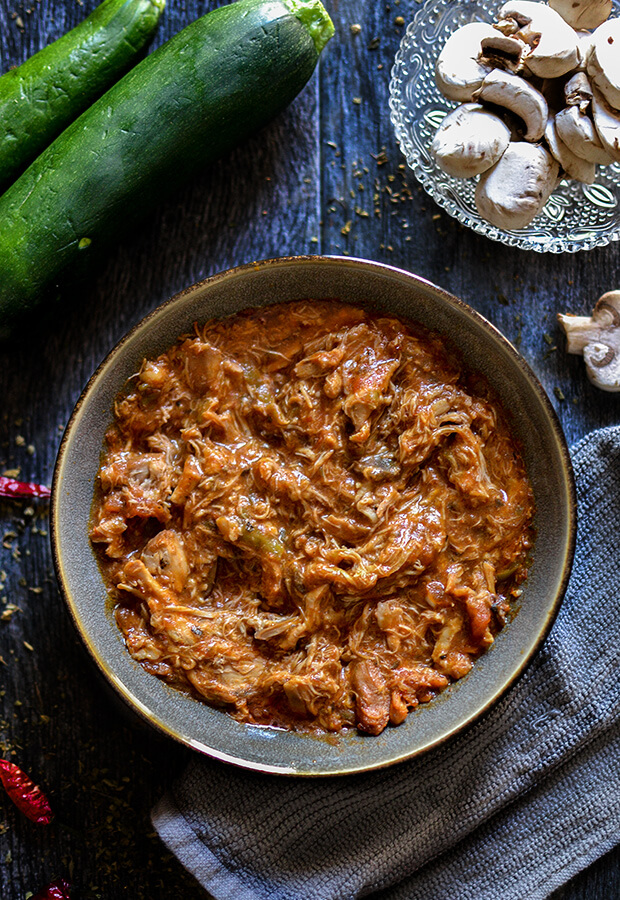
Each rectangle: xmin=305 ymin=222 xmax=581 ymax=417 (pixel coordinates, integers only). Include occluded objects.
xmin=91 ymin=301 xmax=534 ymax=735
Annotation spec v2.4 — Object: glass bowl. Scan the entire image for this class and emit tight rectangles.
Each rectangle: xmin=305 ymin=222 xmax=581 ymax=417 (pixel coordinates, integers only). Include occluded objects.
xmin=389 ymin=0 xmax=620 ymax=253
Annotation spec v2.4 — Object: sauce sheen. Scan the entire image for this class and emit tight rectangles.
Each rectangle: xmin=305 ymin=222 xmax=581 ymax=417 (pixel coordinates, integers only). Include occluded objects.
xmin=90 ymin=301 xmax=535 ymax=735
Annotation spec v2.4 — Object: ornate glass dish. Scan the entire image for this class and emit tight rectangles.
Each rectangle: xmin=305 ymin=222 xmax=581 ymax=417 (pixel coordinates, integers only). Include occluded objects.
xmin=389 ymin=0 xmax=620 ymax=253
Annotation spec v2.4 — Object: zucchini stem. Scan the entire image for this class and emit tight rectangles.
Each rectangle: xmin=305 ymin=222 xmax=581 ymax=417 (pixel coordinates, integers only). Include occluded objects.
xmin=283 ymin=0 xmax=335 ymax=55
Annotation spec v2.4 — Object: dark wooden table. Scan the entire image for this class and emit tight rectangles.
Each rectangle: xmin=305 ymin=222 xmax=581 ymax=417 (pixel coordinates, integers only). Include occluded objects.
xmin=1 ymin=0 xmax=619 ymax=896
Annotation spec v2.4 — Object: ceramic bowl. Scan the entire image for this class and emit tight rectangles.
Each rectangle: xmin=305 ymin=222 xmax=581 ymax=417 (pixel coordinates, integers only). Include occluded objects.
xmin=51 ymin=256 xmax=576 ymax=775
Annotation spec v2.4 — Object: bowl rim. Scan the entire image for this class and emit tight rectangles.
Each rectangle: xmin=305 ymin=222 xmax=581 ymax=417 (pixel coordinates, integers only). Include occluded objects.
xmin=51 ymin=254 xmax=577 ymax=775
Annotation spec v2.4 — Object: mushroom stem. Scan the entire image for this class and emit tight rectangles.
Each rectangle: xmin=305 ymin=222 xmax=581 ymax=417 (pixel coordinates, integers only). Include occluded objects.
xmin=558 ymin=314 xmax=607 ymax=353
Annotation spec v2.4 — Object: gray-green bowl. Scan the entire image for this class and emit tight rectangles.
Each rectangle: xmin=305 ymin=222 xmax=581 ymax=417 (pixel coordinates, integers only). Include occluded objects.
xmin=51 ymin=256 xmax=576 ymax=776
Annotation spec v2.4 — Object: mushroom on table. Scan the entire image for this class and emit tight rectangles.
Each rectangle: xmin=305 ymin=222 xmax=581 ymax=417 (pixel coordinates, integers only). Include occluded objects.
xmin=559 ymin=291 xmax=620 ymax=391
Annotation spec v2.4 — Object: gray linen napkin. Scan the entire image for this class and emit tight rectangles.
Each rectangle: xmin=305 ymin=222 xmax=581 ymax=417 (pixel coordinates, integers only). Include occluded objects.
xmin=152 ymin=425 xmax=620 ymax=900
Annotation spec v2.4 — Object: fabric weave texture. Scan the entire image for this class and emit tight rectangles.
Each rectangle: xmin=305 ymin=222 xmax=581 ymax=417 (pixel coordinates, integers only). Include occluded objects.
xmin=153 ymin=425 xmax=620 ymax=900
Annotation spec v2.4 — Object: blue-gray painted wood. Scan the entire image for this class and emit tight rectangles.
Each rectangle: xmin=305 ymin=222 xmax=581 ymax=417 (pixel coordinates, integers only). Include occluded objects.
xmin=0 ymin=0 xmax=618 ymax=895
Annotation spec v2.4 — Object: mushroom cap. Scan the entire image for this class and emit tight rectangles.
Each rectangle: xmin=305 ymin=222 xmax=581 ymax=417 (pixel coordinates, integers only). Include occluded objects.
xmin=497 ymin=0 xmax=581 ymax=78
xmin=545 ymin=114 xmax=596 ymax=183
xmin=430 ymin=103 xmax=512 ymax=178
xmin=474 ymin=68 xmax=548 ymax=141
xmin=583 ymin=343 xmax=620 ymax=391
xmin=591 ymin=87 xmax=620 ymax=162
xmin=587 ymin=18 xmax=620 ymax=110
xmin=475 ymin=141 xmax=559 ymax=229
xmin=549 ymin=0 xmax=612 ymax=31
xmin=555 ymin=105 xmax=614 ymax=165
xmin=435 ymin=22 xmax=495 ymax=102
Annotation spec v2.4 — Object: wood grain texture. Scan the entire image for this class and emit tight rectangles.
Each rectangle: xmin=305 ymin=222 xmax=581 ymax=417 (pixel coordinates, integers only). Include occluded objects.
xmin=0 ymin=0 xmax=618 ymax=896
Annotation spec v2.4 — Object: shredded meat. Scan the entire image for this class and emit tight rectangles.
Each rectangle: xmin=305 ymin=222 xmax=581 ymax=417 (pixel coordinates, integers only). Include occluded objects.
xmin=90 ymin=301 xmax=535 ymax=735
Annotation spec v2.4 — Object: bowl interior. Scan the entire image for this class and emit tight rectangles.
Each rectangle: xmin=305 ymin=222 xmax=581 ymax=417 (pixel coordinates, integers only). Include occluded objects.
xmin=52 ymin=256 xmax=575 ymax=775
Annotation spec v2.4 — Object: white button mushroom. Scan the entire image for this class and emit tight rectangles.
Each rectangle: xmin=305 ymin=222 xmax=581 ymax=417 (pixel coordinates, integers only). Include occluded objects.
xmin=575 ymin=30 xmax=595 ymax=71
xmin=558 ymin=291 xmax=620 ymax=392
xmin=475 ymin=142 xmax=559 ymax=229
xmin=479 ymin=33 xmax=525 ymax=72
xmin=430 ymin=103 xmax=512 ymax=177
xmin=555 ymin=105 xmax=614 ymax=165
xmin=545 ymin=114 xmax=596 ymax=183
xmin=564 ymin=71 xmax=593 ymax=113
xmin=549 ymin=0 xmax=612 ymax=31
xmin=496 ymin=0 xmax=581 ymax=78
xmin=474 ymin=68 xmax=548 ymax=141
xmin=435 ymin=22 xmax=496 ymax=102
xmin=591 ymin=87 xmax=620 ymax=162
xmin=587 ymin=17 xmax=620 ymax=111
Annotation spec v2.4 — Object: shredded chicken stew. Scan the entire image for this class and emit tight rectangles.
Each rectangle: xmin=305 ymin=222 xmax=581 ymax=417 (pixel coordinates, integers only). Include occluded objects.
xmin=90 ymin=301 xmax=535 ymax=735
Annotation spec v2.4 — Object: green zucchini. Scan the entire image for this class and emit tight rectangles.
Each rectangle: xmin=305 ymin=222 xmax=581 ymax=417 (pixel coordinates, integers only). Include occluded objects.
xmin=0 ymin=0 xmax=166 ymax=195
xmin=0 ymin=0 xmax=333 ymax=339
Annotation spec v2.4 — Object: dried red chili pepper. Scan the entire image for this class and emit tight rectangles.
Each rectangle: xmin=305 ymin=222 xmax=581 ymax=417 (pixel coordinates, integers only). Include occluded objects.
xmin=0 ymin=476 xmax=51 ymax=499
xmin=0 ymin=759 xmax=54 ymax=824
xmin=31 ymin=878 xmax=71 ymax=900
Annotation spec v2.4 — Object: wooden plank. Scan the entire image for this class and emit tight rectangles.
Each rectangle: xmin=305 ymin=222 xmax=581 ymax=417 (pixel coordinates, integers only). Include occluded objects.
xmin=0 ymin=0 xmax=321 ymax=896
xmin=0 ymin=0 xmax=618 ymax=895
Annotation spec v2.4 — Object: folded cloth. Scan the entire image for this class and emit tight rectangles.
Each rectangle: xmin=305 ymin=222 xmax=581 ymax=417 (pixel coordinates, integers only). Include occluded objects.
xmin=153 ymin=425 xmax=620 ymax=900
